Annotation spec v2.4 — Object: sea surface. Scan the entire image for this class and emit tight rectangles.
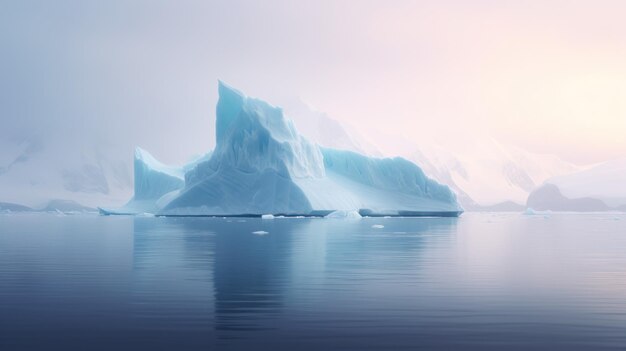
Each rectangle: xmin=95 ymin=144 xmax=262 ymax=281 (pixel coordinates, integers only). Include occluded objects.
xmin=1 ymin=212 xmax=626 ymax=350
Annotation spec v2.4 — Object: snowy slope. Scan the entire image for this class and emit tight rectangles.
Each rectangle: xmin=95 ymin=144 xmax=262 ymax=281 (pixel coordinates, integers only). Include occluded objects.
xmin=112 ymin=82 xmax=461 ymax=216
xmin=527 ymin=158 xmax=626 ymax=211
xmin=407 ymin=140 xmax=579 ymax=208
xmin=0 ymin=136 xmax=132 ymax=208
xmin=272 ymin=98 xmax=578 ymax=210
xmin=277 ymin=97 xmax=382 ymax=157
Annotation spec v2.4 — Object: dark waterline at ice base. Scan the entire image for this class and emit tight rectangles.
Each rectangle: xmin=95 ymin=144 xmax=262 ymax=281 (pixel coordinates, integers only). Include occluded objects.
xmin=1 ymin=213 xmax=626 ymax=350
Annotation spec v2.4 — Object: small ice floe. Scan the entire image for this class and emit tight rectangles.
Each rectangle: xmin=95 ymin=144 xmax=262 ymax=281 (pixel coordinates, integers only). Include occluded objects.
xmin=383 ymin=216 xmax=392 ymax=218
xmin=325 ymin=210 xmax=362 ymax=219
xmin=524 ymin=208 xmax=538 ymax=215
xmin=261 ymin=214 xmax=275 ymax=219
xmin=524 ymin=208 xmax=551 ymax=217
xmin=252 ymin=230 xmax=269 ymax=235
xmin=371 ymin=224 xmax=385 ymax=229
xmin=136 ymin=212 xmax=155 ymax=217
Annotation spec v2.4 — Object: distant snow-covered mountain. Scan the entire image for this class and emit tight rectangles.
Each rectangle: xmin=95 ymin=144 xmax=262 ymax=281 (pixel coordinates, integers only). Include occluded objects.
xmin=406 ymin=140 xmax=580 ymax=209
xmin=0 ymin=136 xmax=132 ymax=208
xmin=527 ymin=158 xmax=626 ymax=211
xmin=277 ymin=97 xmax=382 ymax=157
xmin=280 ymin=101 xmax=579 ymax=210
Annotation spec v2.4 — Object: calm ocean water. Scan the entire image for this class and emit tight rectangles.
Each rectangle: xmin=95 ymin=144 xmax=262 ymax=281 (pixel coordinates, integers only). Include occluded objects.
xmin=1 ymin=212 xmax=626 ymax=350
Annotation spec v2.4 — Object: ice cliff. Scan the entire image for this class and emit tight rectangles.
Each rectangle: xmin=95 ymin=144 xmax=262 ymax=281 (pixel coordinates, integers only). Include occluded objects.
xmin=102 ymin=82 xmax=462 ymax=217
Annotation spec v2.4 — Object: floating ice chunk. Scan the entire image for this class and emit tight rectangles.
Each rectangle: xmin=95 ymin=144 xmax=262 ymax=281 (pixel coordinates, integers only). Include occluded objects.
xmin=136 ymin=212 xmax=155 ymax=217
xmin=524 ymin=208 xmax=537 ymax=215
xmin=252 ymin=230 xmax=269 ymax=235
xmin=372 ymin=224 xmax=384 ymax=229
xmin=261 ymin=214 xmax=275 ymax=219
xmin=325 ymin=210 xmax=362 ymax=219
xmin=524 ymin=208 xmax=552 ymax=216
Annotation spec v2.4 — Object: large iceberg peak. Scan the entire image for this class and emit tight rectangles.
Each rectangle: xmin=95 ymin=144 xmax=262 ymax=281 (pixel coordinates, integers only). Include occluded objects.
xmin=211 ymin=80 xmax=325 ymax=180
xmin=216 ymin=80 xmax=246 ymax=144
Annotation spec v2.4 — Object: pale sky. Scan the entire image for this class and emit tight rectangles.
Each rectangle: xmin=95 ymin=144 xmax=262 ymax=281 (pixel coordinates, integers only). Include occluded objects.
xmin=2 ymin=0 xmax=625 ymax=165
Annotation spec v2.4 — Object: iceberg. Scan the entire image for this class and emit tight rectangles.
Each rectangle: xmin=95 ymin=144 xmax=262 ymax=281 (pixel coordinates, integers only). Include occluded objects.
xmin=99 ymin=148 xmax=210 ymax=215
xmin=102 ymin=82 xmax=462 ymax=217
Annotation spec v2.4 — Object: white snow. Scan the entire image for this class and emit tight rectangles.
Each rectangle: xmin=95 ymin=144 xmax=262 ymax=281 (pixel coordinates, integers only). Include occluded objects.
xmin=371 ymin=224 xmax=385 ymax=229
xmin=252 ymin=230 xmax=269 ymax=235
xmin=261 ymin=214 xmax=275 ymax=219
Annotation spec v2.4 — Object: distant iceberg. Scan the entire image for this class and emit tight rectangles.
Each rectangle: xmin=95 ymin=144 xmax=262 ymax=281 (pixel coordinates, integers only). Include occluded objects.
xmin=325 ymin=210 xmax=362 ymax=219
xmin=101 ymin=82 xmax=462 ymax=217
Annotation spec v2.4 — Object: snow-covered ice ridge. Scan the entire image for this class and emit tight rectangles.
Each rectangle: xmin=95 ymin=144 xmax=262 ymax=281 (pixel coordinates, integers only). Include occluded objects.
xmin=100 ymin=82 xmax=462 ymax=217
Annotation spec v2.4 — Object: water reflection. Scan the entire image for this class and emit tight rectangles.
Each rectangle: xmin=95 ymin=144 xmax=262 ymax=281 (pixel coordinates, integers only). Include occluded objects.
xmin=4 ymin=213 xmax=626 ymax=350
xmin=176 ymin=217 xmax=459 ymax=345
